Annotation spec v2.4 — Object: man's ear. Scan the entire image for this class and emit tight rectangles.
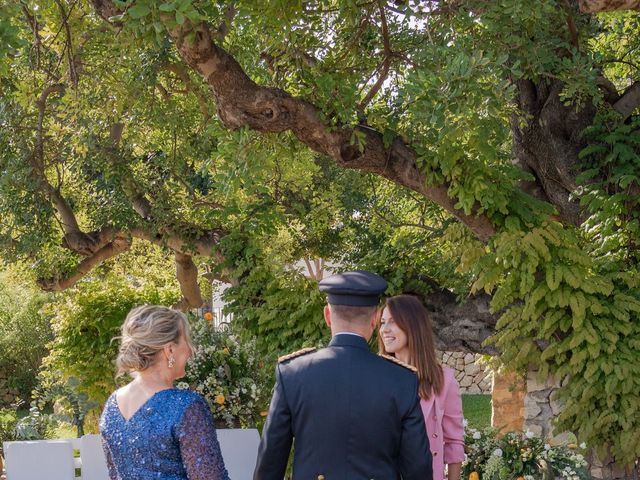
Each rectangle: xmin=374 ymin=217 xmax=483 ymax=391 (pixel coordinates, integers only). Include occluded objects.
xmin=324 ymin=304 xmax=332 ymax=328
xmin=370 ymin=308 xmax=381 ymax=330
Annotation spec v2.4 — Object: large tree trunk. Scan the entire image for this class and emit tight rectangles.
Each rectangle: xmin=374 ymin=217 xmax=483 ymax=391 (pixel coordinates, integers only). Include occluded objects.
xmin=511 ymin=79 xmax=597 ymax=226
xmin=579 ymin=0 xmax=640 ymax=12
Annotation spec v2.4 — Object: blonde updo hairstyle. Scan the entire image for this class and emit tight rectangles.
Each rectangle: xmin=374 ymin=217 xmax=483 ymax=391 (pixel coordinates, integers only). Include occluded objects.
xmin=116 ymin=305 xmax=190 ymax=375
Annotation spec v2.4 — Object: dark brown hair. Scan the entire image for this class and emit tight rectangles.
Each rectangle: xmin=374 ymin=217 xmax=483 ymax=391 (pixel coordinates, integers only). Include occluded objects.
xmin=378 ymin=295 xmax=443 ymax=399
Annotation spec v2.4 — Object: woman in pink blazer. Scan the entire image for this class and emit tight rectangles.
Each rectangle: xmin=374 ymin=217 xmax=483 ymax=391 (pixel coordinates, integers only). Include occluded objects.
xmin=379 ymin=295 xmax=465 ymax=480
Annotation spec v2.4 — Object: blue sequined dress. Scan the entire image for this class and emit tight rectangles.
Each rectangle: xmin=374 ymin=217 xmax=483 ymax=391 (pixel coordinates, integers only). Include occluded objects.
xmin=100 ymin=388 xmax=230 ymax=480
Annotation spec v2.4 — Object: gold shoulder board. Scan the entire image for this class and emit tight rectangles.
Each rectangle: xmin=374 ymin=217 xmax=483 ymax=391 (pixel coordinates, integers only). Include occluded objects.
xmin=379 ymin=354 xmax=418 ymax=373
xmin=278 ymin=347 xmax=317 ymax=363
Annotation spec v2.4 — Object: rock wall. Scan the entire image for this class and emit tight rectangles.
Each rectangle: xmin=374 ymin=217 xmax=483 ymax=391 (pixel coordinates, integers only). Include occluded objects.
xmin=437 ymin=351 xmax=493 ymax=394
xmin=522 ymin=372 xmax=565 ymax=441
xmin=523 ymin=371 xmax=640 ymax=480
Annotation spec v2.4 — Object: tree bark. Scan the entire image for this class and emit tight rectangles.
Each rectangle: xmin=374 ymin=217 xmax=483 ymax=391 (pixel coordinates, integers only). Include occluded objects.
xmin=89 ymin=3 xmax=496 ymax=242
xmin=579 ymin=0 xmax=640 ymax=12
xmin=511 ymin=79 xmax=597 ymax=226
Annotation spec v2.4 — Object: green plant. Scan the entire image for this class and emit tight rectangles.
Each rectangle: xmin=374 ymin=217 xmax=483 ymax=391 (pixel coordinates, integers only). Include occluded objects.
xmin=13 ymin=405 xmax=58 ymax=441
xmin=42 ymin=274 xmax=180 ymax=407
xmin=0 ymin=408 xmax=18 ymax=455
xmin=0 ymin=270 xmax=54 ymax=401
xmin=463 ymin=428 xmax=589 ymax=480
xmin=34 ymin=372 xmax=98 ymax=437
xmin=182 ymin=316 xmax=274 ymax=428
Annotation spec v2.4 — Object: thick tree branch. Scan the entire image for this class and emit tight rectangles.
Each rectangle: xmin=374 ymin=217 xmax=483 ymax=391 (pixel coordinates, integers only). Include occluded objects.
xmin=613 ymin=81 xmax=640 ymax=121
xmin=90 ymin=3 xmax=496 ymax=242
xmin=129 ymin=227 xmax=226 ymax=262
xmin=173 ymin=252 xmax=203 ymax=310
xmin=34 ymin=84 xmax=104 ymax=251
xmin=579 ymin=0 xmax=640 ymax=12
xmin=37 ymin=235 xmax=130 ymax=291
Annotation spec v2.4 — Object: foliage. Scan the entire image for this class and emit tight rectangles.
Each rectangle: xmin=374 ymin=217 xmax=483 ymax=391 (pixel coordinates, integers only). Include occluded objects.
xmin=222 ymin=259 xmax=328 ymax=355
xmin=43 ymin=273 xmax=180 ymax=407
xmin=182 ymin=317 xmax=274 ymax=428
xmin=0 ymin=0 xmax=639 ymax=467
xmin=33 ymin=371 xmax=99 ymax=437
xmin=0 ymin=408 xmax=18 ymax=454
xmin=463 ymin=428 xmax=590 ymax=480
xmin=0 ymin=269 xmax=54 ymax=401
xmin=0 ymin=405 xmax=58 ymax=452
xmin=13 ymin=405 xmax=59 ymax=441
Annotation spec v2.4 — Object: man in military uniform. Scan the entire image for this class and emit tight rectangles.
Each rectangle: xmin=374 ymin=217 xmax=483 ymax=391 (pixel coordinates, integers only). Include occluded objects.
xmin=254 ymin=270 xmax=433 ymax=480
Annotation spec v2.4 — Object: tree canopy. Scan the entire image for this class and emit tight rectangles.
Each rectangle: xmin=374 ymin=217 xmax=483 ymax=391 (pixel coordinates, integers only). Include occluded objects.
xmin=1 ymin=0 xmax=639 ymax=465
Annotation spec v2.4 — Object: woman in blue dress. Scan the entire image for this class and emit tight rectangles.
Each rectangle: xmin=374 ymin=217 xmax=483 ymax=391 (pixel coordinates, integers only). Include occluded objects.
xmin=100 ymin=305 xmax=230 ymax=480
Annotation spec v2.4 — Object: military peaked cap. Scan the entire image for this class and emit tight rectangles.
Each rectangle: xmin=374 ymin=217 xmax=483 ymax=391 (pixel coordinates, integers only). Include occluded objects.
xmin=318 ymin=270 xmax=388 ymax=306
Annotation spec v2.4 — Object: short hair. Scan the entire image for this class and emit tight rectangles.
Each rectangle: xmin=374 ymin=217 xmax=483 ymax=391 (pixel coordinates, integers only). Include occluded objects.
xmin=329 ymin=304 xmax=377 ymax=324
xmin=116 ymin=305 xmax=190 ymax=375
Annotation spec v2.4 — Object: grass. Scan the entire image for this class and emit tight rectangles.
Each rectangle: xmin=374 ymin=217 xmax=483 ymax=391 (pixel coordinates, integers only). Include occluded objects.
xmin=53 ymin=422 xmax=77 ymax=439
xmin=462 ymin=394 xmax=492 ymax=430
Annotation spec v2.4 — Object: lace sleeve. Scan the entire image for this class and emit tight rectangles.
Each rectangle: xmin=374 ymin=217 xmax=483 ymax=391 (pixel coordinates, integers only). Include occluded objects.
xmin=101 ymin=435 xmax=118 ymax=480
xmin=176 ymin=396 xmax=230 ymax=480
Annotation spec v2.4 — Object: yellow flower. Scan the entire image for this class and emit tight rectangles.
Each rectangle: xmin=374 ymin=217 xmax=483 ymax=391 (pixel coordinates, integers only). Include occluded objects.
xmin=223 ymin=347 xmax=230 ymax=354
xmin=568 ymin=443 xmax=578 ymax=449
xmin=260 ymin=410 xmax=268 ymax=417
xmin=517 ymin=477 xmax=525 ymax=480
xmin=204 ymin=312 xmax=213 ymax=322
xmin=215 ymin=394 xmax=225 ymax=405
xmin=469 ymin=472 xmax=479 ymax=480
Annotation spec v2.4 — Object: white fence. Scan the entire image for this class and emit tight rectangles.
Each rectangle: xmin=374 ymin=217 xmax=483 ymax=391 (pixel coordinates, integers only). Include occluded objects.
xmin=3 ymin=429 xmax=260 ymax=480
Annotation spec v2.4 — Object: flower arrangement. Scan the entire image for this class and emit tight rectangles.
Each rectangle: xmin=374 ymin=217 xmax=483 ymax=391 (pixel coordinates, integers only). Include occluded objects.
xmin=181 ymin=317 xmax=274 ymax=428
xmin=463 ymin=427 xmax=590 ymax=480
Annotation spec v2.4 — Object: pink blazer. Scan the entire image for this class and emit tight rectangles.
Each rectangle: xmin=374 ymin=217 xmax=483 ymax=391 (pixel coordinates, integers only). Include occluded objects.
xmin=420 ymin=367 xmax=465 ymax=480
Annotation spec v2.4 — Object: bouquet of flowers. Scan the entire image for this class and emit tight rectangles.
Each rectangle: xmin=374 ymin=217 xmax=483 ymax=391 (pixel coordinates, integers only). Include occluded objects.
xmin=463 ymin=427 xmax=590 ymax=480
xmin=182 ymin=317 xmax=274 ymax=428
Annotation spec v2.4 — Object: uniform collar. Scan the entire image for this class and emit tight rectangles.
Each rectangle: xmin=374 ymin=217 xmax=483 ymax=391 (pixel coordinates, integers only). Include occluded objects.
xmin=329 ymin=333 xmax=370 ymax=350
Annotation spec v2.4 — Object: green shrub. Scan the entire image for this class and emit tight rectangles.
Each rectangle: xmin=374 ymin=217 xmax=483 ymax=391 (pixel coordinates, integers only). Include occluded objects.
xmin=0 ymin=270 xmax=54 ymax=402
xmin=0 ymin=408 xmax=18 ymax=453
xmin=42 ymin=274 xmax=180 ymax=407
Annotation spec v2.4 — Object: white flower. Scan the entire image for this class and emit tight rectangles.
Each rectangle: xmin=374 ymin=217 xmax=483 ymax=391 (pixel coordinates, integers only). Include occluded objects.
xmin=525 ymin=430 xmax=535 ymax=438
xmin=472 ymin=431 xmax=482 ymax=440
xmin=463 ymin=418 xmax=469 ymax=427
xmin=492 ymin=448 xmax=503 ymax=457
xmin=579 ymin=442 xmax=586 ymax=449
xmin=544 ymin=444 xmax=551 ymax=450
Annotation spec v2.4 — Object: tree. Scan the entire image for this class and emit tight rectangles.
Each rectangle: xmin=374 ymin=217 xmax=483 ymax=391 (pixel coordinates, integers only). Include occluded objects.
xmin=1 ymin=0 xmax=639 ymax=465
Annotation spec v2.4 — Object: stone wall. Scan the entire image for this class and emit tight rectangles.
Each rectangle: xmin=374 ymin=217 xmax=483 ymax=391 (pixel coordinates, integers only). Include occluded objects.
xmin=523 ymin=370 xmax=640 ymax=480
xmin=522 ymin=372 xmax=565 ymax=441
xmin=437 ymin=351 xmax=493 ymax=394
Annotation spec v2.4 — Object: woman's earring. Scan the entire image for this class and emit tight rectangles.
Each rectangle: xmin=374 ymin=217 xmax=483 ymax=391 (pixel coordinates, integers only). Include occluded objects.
xmin=168 ymin=356 xmax=175 ymax=368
